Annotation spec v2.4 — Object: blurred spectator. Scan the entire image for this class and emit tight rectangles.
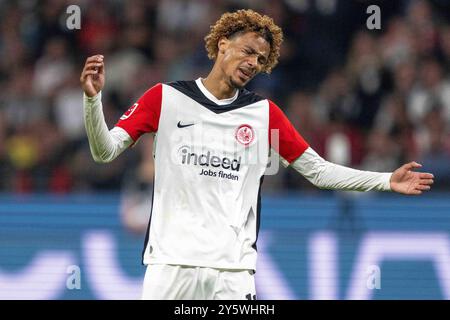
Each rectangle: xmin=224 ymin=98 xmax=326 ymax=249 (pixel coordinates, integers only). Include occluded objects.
xmin=417 ymin=107 xmax=450 ymax=188
xmin=360 ymin=129 xmax=399 ymax=172
xmin=77 ymin=0 xmax=118 ymax=54
xmin=54 ymin=71 xmax=86 ymax=147
xmin=32 ymin=37 xmax=74 ymax=98
xmin=157 ymin=0 xmax=212 ymax=35
xmin=392 ymin=61 xmax=417 ymax=101
xmin=408 ymin=59 xmax=450 ymax=125
xmin=281 ymin=90 xmax=321 ymax=190
xmin=3 ymin=68 xmax=47 ymax=131
xmin=380 ymin=17 xmax=415 ymax=71
xmin=314 ymin=68 xmax=359 ymax=126
xmin=406 ymin=0 xmax=440 ymax=58
xmin=346 ymin=31 xmax=388 ymax=129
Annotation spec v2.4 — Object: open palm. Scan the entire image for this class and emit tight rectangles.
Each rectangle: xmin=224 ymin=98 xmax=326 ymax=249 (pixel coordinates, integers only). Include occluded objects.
xmin=390 ymin=162 xmax=434 ymax=195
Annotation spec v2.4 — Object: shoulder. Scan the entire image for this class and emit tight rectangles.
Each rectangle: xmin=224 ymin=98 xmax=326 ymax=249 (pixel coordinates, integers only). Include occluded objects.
xmin=165 ymin=80 xmax=196 ymax=91
xmin=134 ymin=83 xmax=163 ymax=108
xmin=267 ymin=99 xmax=287 ymax=120
xmin=141 ymin=82 xmax=163 ymax=98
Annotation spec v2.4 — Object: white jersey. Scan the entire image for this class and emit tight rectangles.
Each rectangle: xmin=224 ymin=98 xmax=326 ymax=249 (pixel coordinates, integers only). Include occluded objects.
xmin=114 ymin=79 xmax=309 ymax=270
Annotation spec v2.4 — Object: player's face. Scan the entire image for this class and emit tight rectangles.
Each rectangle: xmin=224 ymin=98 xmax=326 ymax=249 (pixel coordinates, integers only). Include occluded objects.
xmin=219 ymin=32 xmax=270 ymax=88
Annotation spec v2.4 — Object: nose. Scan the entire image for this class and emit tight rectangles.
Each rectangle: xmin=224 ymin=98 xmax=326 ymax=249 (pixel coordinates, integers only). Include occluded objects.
xmin=247 ymin=55 xmax=258 ymax=67
xmin=245 ymin=56 xmax=259 ymax=72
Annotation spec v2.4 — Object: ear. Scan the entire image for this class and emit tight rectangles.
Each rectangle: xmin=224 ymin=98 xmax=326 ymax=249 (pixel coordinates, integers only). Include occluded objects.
xmin=217 ymin=37 xmax=230 ymax=55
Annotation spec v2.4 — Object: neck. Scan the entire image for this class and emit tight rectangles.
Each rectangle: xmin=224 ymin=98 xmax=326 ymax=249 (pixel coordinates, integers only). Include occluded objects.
xmin=202 ymin=65 xmax=238 ymax=100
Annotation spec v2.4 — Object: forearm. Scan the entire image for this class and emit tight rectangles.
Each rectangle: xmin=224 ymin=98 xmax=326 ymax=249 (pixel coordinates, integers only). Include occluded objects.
xmin=83 ymin=92 xmax=133 ymax=163
xmin=290 ymin=147 xmax=392 ymax=192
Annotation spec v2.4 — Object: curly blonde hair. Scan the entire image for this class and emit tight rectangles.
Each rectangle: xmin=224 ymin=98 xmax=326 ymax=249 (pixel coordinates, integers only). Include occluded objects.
xmin=204 ymin=9 xmax=283 ymax=74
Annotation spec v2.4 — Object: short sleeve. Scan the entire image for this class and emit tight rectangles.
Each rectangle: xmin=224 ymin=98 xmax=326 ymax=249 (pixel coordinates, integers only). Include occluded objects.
xmin=269 ymin=100 xmax=309 ymax=164
xmin=115 ymin=83 xmax=162 ymax=142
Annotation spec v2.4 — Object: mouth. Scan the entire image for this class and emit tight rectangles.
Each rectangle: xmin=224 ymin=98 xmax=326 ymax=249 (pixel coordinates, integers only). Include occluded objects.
xmin=238 ymin=67 xmax=253 ymax=81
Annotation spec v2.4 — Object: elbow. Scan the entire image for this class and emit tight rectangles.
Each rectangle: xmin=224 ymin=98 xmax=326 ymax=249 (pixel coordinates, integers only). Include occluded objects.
xmin=86 ymin=136 xmax=118 ymax=164
xmin=88 ymin=143 xmax=117 ymax=164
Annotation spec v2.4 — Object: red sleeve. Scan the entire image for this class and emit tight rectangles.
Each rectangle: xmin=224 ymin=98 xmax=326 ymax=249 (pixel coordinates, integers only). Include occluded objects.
xmin=115 ymin=83 xmax=162 ymax=142
xmin=269 ymin=100 xmax=309 ymax=163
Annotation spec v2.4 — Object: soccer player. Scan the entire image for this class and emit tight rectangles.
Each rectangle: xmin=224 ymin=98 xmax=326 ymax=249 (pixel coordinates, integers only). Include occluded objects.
xmin=80 ymin=10 xmax=434 ymax=300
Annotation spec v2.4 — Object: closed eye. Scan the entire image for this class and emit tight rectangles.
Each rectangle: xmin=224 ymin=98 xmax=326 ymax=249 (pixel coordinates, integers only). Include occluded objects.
xmin=243 ymin=47 xmax=267 ymax=66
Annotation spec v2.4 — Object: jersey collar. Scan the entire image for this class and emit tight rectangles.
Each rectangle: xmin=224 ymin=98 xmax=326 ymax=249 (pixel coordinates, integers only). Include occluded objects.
xmin=195 ymin=78 xmax=239 ymax=106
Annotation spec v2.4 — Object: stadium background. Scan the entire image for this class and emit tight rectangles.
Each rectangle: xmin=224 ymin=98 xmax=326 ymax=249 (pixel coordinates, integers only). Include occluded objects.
xmin=1 ymin=0 xmax=450 ymax=299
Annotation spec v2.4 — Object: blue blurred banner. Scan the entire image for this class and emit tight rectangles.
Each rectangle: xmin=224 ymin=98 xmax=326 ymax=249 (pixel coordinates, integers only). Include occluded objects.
xmin=1 ymin=193 xmax=449 ymax=300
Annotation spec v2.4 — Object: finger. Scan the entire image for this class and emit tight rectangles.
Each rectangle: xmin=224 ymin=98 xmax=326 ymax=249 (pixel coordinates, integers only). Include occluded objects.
xmin=409 ymin=189 xmax=422 ymax=195
xmin=81 ymin=70 xmax=99 ymax=80
xmin=84 ymin=62 xmax=103 ymax=71
xmin=86 ymin=55 xmax=104 ymax=64
xmin=85 ymin=56 xmax=98 ymax=64
xmin=82 ymin=63 xmax=103 ymax=76
xmin=415 ymin=184 xmax=431 ymax=191
xmin=419 ymin=179 xmax=434 ymax=185
xmin=80 ymin=71 xmax=89 ymax=82
xmin=97 ymin=61 xmax=105 ymax=75
xmin=419 ymin=173 xmax=434 ymax=179
xmin=81 ymin=68 xmax=95 ymax=79
xmin=84 ymin=70 xmax=99 ymax=76
xmin=80 ymin=62 xmax=102 ymax=81
xmin=403 ymin=161 xmax=422 ymax=171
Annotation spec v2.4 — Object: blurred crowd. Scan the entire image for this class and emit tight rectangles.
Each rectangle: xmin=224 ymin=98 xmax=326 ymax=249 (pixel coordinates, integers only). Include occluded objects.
xmin=0 ymin=0 xmax=450 ymax=196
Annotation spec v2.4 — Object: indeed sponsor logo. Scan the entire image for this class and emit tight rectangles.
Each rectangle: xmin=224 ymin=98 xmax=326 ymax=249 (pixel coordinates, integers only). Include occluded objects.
xmin=180 ymin=147 xmax=241 ymax=171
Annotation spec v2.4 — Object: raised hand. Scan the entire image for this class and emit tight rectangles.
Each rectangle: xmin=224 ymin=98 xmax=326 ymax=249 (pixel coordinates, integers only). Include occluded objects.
xmin=390 ymin=162 xmax=434 ymax=195
xmin=80 ymin=54 xmax=105 ymax=97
